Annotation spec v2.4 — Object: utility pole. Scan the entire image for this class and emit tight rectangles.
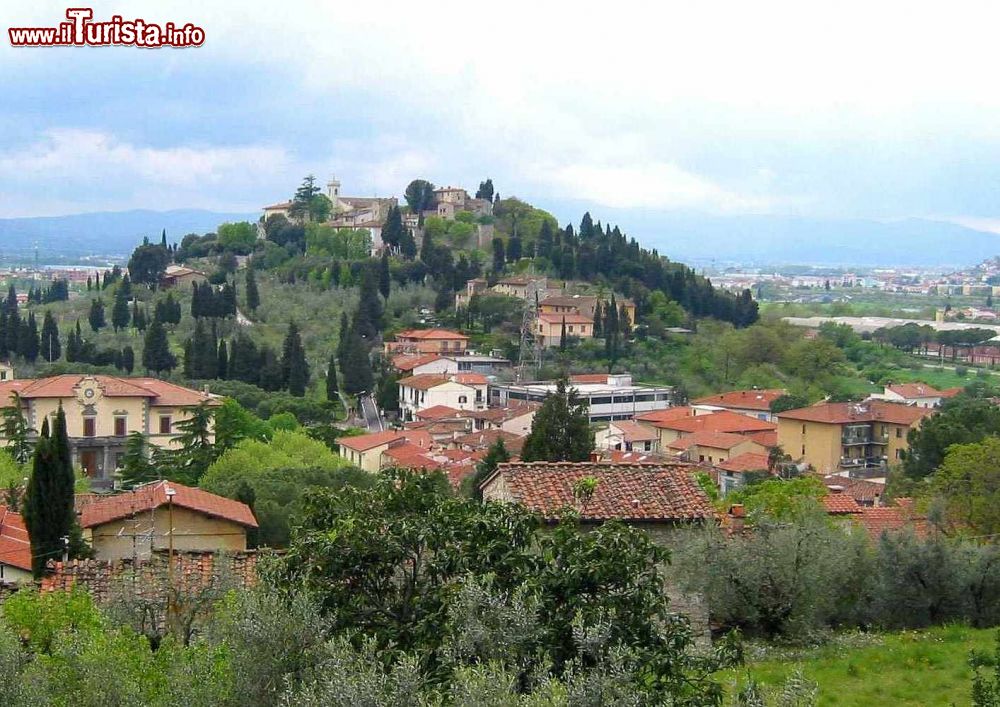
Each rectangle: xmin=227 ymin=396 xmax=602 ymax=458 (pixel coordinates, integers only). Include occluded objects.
xmin=164 ymin=484 xmax=176 ymax=632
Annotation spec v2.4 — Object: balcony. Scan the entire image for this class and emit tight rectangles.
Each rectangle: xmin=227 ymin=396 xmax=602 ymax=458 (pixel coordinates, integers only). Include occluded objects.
xmin=839 ymin=456 xmax=886 ymax=470
xmin=841 ymin=432 xmax=872 ymax=446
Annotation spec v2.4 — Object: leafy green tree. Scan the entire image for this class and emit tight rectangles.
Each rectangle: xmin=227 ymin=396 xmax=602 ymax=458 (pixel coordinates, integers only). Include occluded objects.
xmin=904 ymin=396 xmax=1000 ymax=479
xmin=40 ymin=310 xmax=60 ymax=362
xmin=465 ymin=437 xmax=509 ymax=499
xmin=217 ymin=221 xmax=258 ymax=253
xmin=930 ymin=437 xmax=1000 ymax=535
xmin=127 ymin=242 xmax=170 ymax=287
xmin=521 ymin=377 xmax=593 ymax=462
xmin=281 ymin=321 xmax=309 ymax=397
xmin=784 ymin=338 xmax=845 ymax=382
xmin=770 ymin=393 xmax=810 ymax=414
xmin=142 ymin=319 xmax=176 ymax=375
xmin=403 ymin=178 xmax=436 ymax=214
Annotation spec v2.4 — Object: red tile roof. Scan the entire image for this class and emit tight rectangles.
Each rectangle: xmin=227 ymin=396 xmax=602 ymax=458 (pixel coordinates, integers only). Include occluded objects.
xmin=856 ymin=506 xmax=927 ymax=539
xmin=0 ymin=505 xmax=31 ymax=572
xmin=777 ymin=400 xmax=932 ymax=426
xmin=9 ymin=375 xmax=218 ymax=407
xmin=715 ymin=452 xmax=771 ymax=473
xmin=415 ymin=405 xmax=461 ymax=420
xmin=887 ymin=383 xmax=942 ymax=399
xmin=746 ymin=430 xmax=778 ymax=448
xmin=603 ymin=450 xmax=665 ymax=463
xmin=570 ymin=374 xmax=611 ymax=384
xmin=693 ymin=389 xmax=786 ymax=412
xmin=484 ymin=462 xmax=717 ymax=522
xmin=537 ymin=312 xmax=592 ymax=325
xmin=635 ymin=406 xmax=698 ymax=423
xmin=822 ymin=475 xmax=886 ymax=504
xmin=338 ymin=429 xmax=432 ymax=452
xmin=667 ymin=430 xmax=759 ymax=451
xmin=652 ymin=410 xmax=777 ymax=434
xmin=394 ymin=328 xmax=469 ymax=341
xmin=79 ymin=481 xmax=257 ymax=529
xmin=453 ymin=373 xmax=488 ymax=385
xmin=454 ymin=429 xmax=525 ymax=454
xmin=822 ymin=493 xmax=863 ymax=515
xmin=609 ymin=421 xmax=658 ymax=443
xmin=392 ymin=353 xmax=443 ymax=372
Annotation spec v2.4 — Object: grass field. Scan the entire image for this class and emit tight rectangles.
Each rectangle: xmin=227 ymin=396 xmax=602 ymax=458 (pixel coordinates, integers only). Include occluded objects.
xmin=720 ymin=625 xmax=997 ymax=706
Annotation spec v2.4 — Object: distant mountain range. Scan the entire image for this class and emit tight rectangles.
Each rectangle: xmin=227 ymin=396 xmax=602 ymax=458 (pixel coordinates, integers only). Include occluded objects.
xmin=2 ymin=207 xmax=998 ymax=268
xmin=0 ymin=209 xmax=257 ymax=258
xmin=598 ymin=211 xmax=1000 ymax=268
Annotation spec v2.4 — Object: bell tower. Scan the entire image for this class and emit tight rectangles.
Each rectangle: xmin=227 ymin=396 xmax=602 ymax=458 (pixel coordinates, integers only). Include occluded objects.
xmin=327 ymin=175 xmax=341 ymax=211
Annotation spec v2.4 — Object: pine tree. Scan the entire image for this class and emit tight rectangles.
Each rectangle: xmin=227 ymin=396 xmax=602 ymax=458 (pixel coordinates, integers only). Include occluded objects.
xmin=281 ymin=321 xmax=309 ymax=396
xmin=326 ymin=353 xmax=339 ymax=402
xmin=119 ymin=432 xmax=157 ymax=488
xmin=245 ymin=267 xmax=260 ymax=312
xmin=2 ymin=395 xmax=33 ymax=463
xmin=142 ymin=319 xmax=175 ymax=374
xmin=521 ymin=378 xmax=594 ymax=462
xmin=216 ymin=340 xmax=228 ymax=379
xmin=167 ymin=403 xmax=216 ymax=485
xmin=88 ymin=298 xmax=106 ymax=332
xmin=40 ymin=311 xmax=60 ymax=362
xmin=379 ymin=251 xmax=391 ymax=300
xmin=23 ymin=407 xmax=86 ymax=577
xmin=111 ymin=283 xmax=130 ymax=331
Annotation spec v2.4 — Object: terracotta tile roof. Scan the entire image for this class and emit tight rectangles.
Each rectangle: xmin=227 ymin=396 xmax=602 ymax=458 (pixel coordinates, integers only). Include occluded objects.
xmin=939 ymin=387 xmax=963 ymax=398
xmin=134 ymin=378 xmax=221 ymax=406
xmin=0 ymin=505 xmax=31 ymax=572
xmin=79 ymin=481 xmax=257 ymax=529
xmin=822 ymin=475 xmax=885 ymax=504
xmin=887 ymin=383 xmax=942 ymax=399
xmin=398 ymin=374 xmax=450 ymax=390
xmin=570 ymin=373 xmax=611 ymax=384
xmin=454 ymin=428 xmax=525 ymax=454
xmin=603 ymin=450 xmax=664 ymax=463
xmin=667 ymin=430 xmax=759 ymax=451
xmin=392 ymin=353 xmax=443 ymax=371
xmin=777 ymin=400 xmax=932 ymax=426
xmin=822 ymin=494 xmax=863 ymax=514
xmin=382 ymin=443 xmax=443 ymax=470
xmin=485 ymin=462 xmax=718 ymax=523
xmin=459 ymin=402 xmax=539 ymax=423
xmin=453 ymin=373 xmax=488 ymax=385
xmin=652 ymin=410 xmax=777 ymax=434
xmin=394 ymin=328 xmax=469 ymax=341
xmin=338 ymin=429 xmax=432 ymax=452
xmin=635 ymin=406 xmax=698 ymax=423
xmin=537 ymin=312 xmax=592 ymax=325
xmin=415 ymin=405 xmax=461 ymax=420
xmin=746 ymin=430 xmax=778 ymax=448
xmin=715 ymin=452 xmax=771 ymax=473
xmin=10 ymin=375 xmax=217 ymax=407
xmin=693 ymin=389 xmax=786 ymax=412
xmin=539 ymin=295 xmax=597 ymax=308
xmin=609 ymin=420 xmax=659 ymax=443
xmin=855 ymin=506 xmax=927 ymax=539
xmin=0 ymin=380 xmax=31 ymax=405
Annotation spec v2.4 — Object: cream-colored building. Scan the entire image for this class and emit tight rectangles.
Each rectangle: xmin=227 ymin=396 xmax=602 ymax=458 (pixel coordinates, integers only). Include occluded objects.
xmin=595 ymin=421 xmax=660 ymax=453
xmin=493 ymin=277 xmax=547 ymax=300
xmin=666 ymin=430 xmax=766 ymax=465
xmin=0 ymin=375 xmax=220 ymax=489
xmin=337 ymin=430 xmax=434 ymax=472
xmin=398 ymin=373 xmax=488 ymax=422
xmin=535 ymin=312 xmax=592 ymax=347
xmin=384 ymin=328 xmax=470 ymax=355
xmin=776 ymin=401 xmax=931 ymax=474
xmin=78 ymin=481 xmax=257 ymax=561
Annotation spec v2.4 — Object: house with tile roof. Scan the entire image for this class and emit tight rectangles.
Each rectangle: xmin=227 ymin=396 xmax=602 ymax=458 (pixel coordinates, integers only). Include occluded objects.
xmin=77 ymin=481 xmax=257 ymax=561
xmin=871 ymin=382 xmax=945 ymax=408
xmin=713 ymin=451 xmax=773 ymax=495
xmin=534 ymin=312 xmax=593 ymax=347
xmin=666 ymin=430 xmax=768 ymax=465
xmin=777 ymin=400 xmax=932 ymax=475
xmin=0 ymin=504 xmax=32 ymax=584
xmin=692 ymin=389 xmax=787 ymax=422
xmin=0 ymin=374 xmax=220 ymax=488
xmin=594 ymin=420 xmax=660 ymax=453
xmin=458 ymin=401 xmax=539 ymax=436
xmin=384 ymin=328 xmax=469 ymax=356
xmin=646 ymin=409 xmax=777 ymax=450
xmin=398 ymin=373 xmax=487 ymax=421
xmin=481 ymin=462 xmax=718 ymax=530
xmin=337 ymin=429 xmax=433 ymax=472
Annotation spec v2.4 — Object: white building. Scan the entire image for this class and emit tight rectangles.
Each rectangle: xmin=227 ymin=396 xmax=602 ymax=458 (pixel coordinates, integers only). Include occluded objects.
xmin=489 ymin=374 xmax=676 ymax=423
xmin=398 ymin=373 xmax=488 ymax=422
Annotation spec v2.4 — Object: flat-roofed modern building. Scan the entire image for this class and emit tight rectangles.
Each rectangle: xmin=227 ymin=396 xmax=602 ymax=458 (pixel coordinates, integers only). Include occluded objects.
xmin=488 ymin=373 xmax=675 ymax=423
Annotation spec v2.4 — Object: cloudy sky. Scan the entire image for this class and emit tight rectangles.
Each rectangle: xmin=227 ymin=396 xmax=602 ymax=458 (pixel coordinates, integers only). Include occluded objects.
xmin=4 ymin=0 xmax=1000 ymax=233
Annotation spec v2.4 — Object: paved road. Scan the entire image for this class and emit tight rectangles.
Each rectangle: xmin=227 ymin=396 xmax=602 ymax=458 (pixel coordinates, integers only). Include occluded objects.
xmin=359 ymin=394 xmax=384 ymax=432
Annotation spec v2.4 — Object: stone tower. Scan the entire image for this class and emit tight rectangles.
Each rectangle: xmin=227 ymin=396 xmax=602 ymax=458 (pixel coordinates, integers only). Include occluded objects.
xmin=327 ymin=175 xmax=341 ymax=211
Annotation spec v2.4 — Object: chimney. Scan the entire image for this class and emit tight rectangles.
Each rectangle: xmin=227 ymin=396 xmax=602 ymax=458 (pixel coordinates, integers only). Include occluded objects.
xmin=728 ymin=504 xmax=745 ymax=533
xmin=589 ymin=451 xmax=601 ymax=463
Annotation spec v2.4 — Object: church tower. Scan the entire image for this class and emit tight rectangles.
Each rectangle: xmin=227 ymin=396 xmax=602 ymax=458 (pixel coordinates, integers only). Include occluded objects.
xmin=327 ymin=175 xmax=341 ymax=211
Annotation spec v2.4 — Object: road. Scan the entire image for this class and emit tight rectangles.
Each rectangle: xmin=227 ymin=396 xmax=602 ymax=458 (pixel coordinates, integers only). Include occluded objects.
xmin=358 ymin=394 xmax=384 ymax=432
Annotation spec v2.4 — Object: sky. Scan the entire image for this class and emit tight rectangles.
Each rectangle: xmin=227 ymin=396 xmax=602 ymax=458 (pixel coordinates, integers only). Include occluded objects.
xmin=4 ymin=0 xmax=1000 ymax=234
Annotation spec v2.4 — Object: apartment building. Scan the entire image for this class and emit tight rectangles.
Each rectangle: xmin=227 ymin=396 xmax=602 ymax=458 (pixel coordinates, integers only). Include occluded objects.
xmin=776 ymin=400 xmax=932 ymax=475
xmin=489 ymin=374 xmax=675 ymax=423
xmin=384 ymin=328 xmax=469 ymax=355
xmin=398 ymin=373 xmax=488 ymax=421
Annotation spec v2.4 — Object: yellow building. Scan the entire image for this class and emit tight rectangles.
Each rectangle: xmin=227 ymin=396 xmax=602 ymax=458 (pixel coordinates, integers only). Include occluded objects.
xmin=0 ymin=374 xmax=220 ymax=488
xmin=666 ymin=430 xmax=766 ymax=465
xmin=337 ymin=429 xmax=434 ymax=472
xmin=776 ymin=401 xmax=932 ymax=475
xmin=78 ymin=481 xmax=257 ymax=561
xmin=535 ymin=312 xmax=592 ymax=347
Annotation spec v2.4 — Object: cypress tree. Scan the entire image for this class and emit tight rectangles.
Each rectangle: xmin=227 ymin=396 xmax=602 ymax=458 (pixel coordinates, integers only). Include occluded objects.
xmin=336 ymin=312 xmax=351 ymax=363
xmin=379 ymin=251 xmax=391 ymax=300
xmin=182 ymin=339 xmax=194 ymax=378
xmin=281 ymin=321 xmax=309 ymax=396
xmin=228 ymin=334 xmax=259 ymax=385
xmin=111 ymin=283 xmax=130 ymax=331
xmin=40 ymin=310 xmax=60 ymax=362
xmin=132 ymin=300 xmax=146 ymax=331
xmin=86 ymin=276 xmax=92 ymax=291
xmin=399 ymin=224 xmax=417 ymax=259
xmin=245 ymin=267 xmax=260 ymax=312
xmin=354 ymin=270 xmax=384 ymax=342
xmin=340 ymin=326 xmax=373 ymax=395
xmin=6 ymin=310 xmax=20 ymax=355
xmin=66 ymin=320 xmax=82 ymax=362
xmin=142 ymin=319 xmax=175 ymax=374
xmin=88 ymin=298 xmax=106 ymax=332
xmin=593 ymin=302 xmax=604 ymax=338
xmin=258 ymin=346 xmax=284 ymax=391
xmin=559 ymin=316 xmax=567 ymax=351
xmin=217 ymin=340 xmax=228 ymax=380
xmin=520 ymin=378 xmax=593 ymax=462
xmin=19 ymin=311 xmax=39 ymax=362
xmin=222 ymin=282 xmax=237 ymax=317
xmin=121 ymin=345 xmax=135 ymax=374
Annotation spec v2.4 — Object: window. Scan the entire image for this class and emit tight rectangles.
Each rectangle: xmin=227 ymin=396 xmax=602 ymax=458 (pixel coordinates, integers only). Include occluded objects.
xmin=159 ymin=416 xmax=172 ymax=434
xmin=802 ymin=424 xmax=807 ymax=434
xmin=895 ymin=449 xmax=903 ymax=460
xmin=114 ymin=416 xmax=127 ymax=437
xmin=82 ymin=417 xmax=96 ymax=437
xmin=568 ymin=325 xmax=574 ymax=333
xmin=698 ymin=454 xmax=705 ymax=462
xmin=896 ymin=427 xmax=902 ymax=438
xmin=801 ymin=445 xmax=806 ymax=455
xmin=458 ymin=395 xmax=468 ymax=404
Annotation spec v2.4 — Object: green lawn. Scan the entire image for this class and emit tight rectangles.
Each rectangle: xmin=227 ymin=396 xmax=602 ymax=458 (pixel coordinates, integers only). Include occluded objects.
xmin=720 ymin=625 xmax=997 ymax=706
